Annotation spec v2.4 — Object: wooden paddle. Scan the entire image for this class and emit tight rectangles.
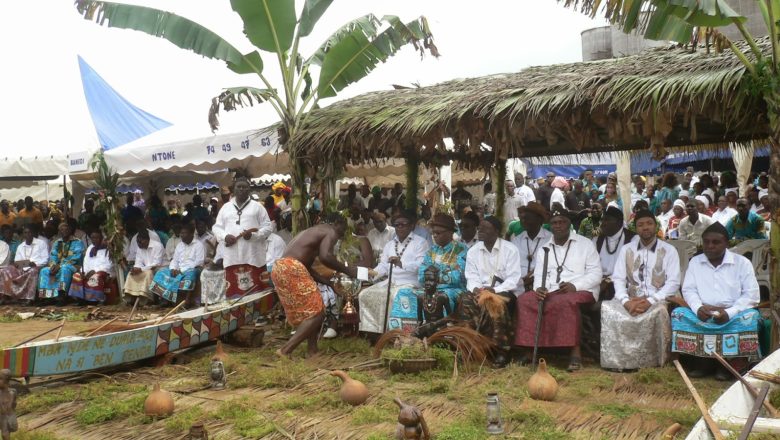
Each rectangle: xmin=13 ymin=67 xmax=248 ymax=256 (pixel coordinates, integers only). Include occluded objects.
xmin=711 ymin=351 xmax=780 ymax=417
xmin=12 ymin=321 xmax=66 ymax=347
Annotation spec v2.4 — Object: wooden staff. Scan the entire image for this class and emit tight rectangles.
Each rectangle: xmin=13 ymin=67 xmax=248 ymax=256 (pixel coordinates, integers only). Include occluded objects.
xmin=673 ymin=360 xmax=726 ymax=440
xmin=738 ymin=384 xmax=770 ymax=440
xmin=126 ymin=296 xmax=140 ymax=324
xmin=54 ymin=318 xmax=66 ymax=342
xmin=711 ymin=351 xmax=780 ymax=417
xmin=12 ymin=321 xmax=66 ymax=347
xmin=85 ymin=317 xmax=120 ymax=337
xmin=532 ymin=247 xmax=550 ymax=368
xmin=154 ymin=300 xmax=187 ymax=324
xmin=382 ymin=263 xmax=394 ymax=333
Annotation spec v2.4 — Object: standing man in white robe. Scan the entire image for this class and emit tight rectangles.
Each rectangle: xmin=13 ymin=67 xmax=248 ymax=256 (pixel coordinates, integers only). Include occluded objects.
xmin=212 ymin=177 xmax=273 ymax=298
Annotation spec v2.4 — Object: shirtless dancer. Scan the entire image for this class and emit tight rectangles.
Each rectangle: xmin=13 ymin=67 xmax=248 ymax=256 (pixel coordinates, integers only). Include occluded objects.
xmin=271 ymin=214 xmax=357 ymax=358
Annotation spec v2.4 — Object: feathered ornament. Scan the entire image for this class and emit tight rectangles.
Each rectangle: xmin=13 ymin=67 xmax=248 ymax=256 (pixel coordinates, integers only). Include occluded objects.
xmin=476 ymin=289 xmax=510 ymax=320
xmin=427 ymin=325 xmax=495 ymax=363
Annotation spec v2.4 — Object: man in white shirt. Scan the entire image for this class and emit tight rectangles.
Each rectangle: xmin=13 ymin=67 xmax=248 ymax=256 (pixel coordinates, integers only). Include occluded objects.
xmin=124 ymin=230 xmax=165 ymax=305
xmin=265 ymin=232 xmax=287 ymax=275
xmin=125 ymin=218 xmax=162 ymax=263
xmin=366 ymin=213 xmax=395 ymax=260
xmin=656 ymin=199 xmax=674 ymax=236
xmin=164 ymin=220 xmax=183 ymax=264
xmin=600 ymin=210 xmax=680 ymax=371
xmin=594 ymin=207 xmax=637 ymax=298
xmin=212 ymin=177 xmax=274 ymax=298
xmin=672 ymin=222 xmax=761 ymax=379
xmin=0 ymin=224 xmax=48 ymax=304
xmin=195 ymin=218 xmax=217 ymax=261
xmin=150 ymin=222 xmax=205 ymax=306
xmin=511 ymin=202 xmax=551 ymax=292
xmin=677 ymin=200 xmax=715 ymax=247
xmin=711 ymin=193 xmax=738 ymax=226
xmin=461 ymin=216 xmax=524 ymax=368
xmin=514 ymin=172 xmax=536 ymax=206
xmin=67 ymin=230 xmax=115 ymax=304
xmin=516 ymin=208 xmax=602 ymax=372
xmin=360 ymin=210 xmax=429 ymax=334
xmin=503 ymin=180 xmax=523 ymax=227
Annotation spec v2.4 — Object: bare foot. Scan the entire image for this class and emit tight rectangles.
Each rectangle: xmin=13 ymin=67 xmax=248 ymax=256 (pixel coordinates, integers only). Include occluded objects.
xmin=275 ymin=348 xmax=291 ymax=360
xmin=306 ymin=349 xmax=320 ymax=360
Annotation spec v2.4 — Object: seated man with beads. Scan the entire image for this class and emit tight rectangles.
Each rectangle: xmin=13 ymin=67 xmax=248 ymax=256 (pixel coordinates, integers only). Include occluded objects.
xmin=593 ymin=206 xmax=636 ymax=300
xmin=511 ymin=202 xmax=551 ymax=292
xmin=461 ymin=216 xmax=523 ymax=368
xmin=671 ymin=222 xmax=761 ymax=380
xmin=516 ymin=208 xmax=602 ymax=371
xmin=600 ymin=210 xmax=680 ymax=371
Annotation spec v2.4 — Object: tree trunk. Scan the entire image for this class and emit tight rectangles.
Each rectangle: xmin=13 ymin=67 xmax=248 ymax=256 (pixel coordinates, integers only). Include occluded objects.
xmin=405 ymin=153 xmax=420 ymax=212
xmin=495 ymin=159 xmax=507 ymax=232
xmin=768 ymin=137 xmax=780 ymax=349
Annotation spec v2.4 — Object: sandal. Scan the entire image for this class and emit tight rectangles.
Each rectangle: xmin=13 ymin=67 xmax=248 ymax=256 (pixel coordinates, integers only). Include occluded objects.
xmin=567 ymin=357 xmax=582 ymax=372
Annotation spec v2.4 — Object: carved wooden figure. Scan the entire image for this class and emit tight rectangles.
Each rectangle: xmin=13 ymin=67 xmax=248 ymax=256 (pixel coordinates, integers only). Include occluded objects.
xmin=394 ymin=397 xmax=430 ymax=440
xmin=0 ymin=369 xmax=17 ymax=440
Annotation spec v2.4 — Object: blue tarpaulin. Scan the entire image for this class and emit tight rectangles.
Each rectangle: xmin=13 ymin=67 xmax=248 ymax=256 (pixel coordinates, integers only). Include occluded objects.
xmin=79 ymin=56 xmax=172 ymax=150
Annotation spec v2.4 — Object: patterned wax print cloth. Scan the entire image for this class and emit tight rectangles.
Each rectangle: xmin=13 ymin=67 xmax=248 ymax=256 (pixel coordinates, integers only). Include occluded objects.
xmin=224 ymin=264 xmax=267 ymax=298
xmin=200 ymin=268 xmax=227 ymax=305
xmin=0 ymin=266 xmax=39 ymax=300
xmin=38 ymin=238 xmax=84 ymax=298
xmin=671 ymin=307 xmax=761 ymax=362
xmin=67 ymin=271 xmax=109 ymax=303
xmin=150 ymin=268 xmax=200 ymax=303
xmin=270 ymin=257 xmax=324 ymax=326
xmin=389 ymin=241 xmax=467 ymax=332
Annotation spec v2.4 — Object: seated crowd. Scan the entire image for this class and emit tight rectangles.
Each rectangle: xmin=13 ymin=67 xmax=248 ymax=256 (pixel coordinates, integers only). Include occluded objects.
xmin=0 ymin=168 xmax=768 ymax=379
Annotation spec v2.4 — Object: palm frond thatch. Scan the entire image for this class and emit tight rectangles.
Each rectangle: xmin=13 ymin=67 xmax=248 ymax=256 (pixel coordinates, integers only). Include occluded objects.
xmin=296 ymin=37 xmax=771 ymax=168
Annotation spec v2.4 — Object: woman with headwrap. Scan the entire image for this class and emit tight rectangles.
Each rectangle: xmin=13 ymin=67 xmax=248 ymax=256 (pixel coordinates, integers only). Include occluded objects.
xmin=549 ymin=177 xmax=569 ymax=210
xmin=68 ymin=230 xmax=114 ymax=304
xmin=666 ymin=199 xmax=687 ymax=239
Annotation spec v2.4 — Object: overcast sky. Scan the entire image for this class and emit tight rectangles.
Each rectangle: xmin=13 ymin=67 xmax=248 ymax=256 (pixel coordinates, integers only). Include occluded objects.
xmin=1 ymin=1 xmax=603 ymax=157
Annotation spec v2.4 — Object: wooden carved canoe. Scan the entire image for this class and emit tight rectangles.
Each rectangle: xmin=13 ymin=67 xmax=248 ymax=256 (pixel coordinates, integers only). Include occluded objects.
xmin=0 ymin=289 xmax=276 ymax=377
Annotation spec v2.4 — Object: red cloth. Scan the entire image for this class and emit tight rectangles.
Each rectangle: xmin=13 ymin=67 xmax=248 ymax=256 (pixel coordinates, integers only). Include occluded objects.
xmin=224 ymin=264 xmax=268 ymax=298
xmin=515 ymin=290 xmax=594 ymax=348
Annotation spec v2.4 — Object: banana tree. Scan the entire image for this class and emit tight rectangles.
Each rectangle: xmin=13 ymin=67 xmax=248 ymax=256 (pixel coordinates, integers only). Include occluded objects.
xmin=561 ymin=0 xmax=780 ymax=344
xmin=75 ymin=0 xmax=438 ymax=232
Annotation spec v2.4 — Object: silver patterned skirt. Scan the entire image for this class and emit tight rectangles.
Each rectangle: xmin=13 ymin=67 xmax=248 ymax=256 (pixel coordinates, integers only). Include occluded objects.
xmin=358 ymin=282 xmax=411 ymax=334
xmin=600 ymin=299 xmax=671 ymax=369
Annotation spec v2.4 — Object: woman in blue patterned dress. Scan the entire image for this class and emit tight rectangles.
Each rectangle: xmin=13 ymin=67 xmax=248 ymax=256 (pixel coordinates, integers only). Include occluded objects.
xmin=39 ymin=222 xmax=84 ymax=305
xmin=388 ymin=213 xmax=468 ymax=333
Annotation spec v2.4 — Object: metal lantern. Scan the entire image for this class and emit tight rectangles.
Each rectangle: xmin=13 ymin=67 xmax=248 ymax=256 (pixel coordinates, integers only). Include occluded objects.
xmin=486 ymin=392 xmax=504 ymax=435
xmin=210 ymin=359 xmax=226 ymax=390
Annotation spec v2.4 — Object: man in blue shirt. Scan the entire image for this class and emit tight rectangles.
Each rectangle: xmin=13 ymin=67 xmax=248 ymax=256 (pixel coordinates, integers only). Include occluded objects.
xmin=726 ymin=198 xmax=767 ymax=241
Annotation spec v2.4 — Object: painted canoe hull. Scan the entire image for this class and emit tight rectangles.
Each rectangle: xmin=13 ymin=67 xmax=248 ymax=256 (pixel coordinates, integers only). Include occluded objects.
xmin=0 ymin=289 xmax=276 ymax=377
xmin=685 ymin=347 xmax=780 ymax=439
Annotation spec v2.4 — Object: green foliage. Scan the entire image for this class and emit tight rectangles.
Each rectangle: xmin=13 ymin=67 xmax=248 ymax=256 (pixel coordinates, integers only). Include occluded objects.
xmin=320 ymin=337 xmax=372 ymax=354
xmin=10 ymin=431 xmax=64 ymax=440
xmin=350 ymin=404 xmax=394 ymax=425
xmin=75 ymin=393 xmax=145 ymax=425
xmin=17 ymin=388 xmax=79 ymax=415
xmin=434 ymin=422 xmax=485 ymax=440
xmin=164 ymin=405 xmax=206 ymax=432
xmin=588 ymin=403 xmax=639 ymax=420
xmin=214 ymin=400 xmax=276 ymax=438
xmin=0 ymin=314 xmax=22 ymax=323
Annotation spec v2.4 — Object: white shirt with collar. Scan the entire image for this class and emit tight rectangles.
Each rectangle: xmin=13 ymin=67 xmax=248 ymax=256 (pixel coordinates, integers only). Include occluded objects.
xmin=459 ymin=237 xmax=479 ymax=250
xmin=133 ymin=241 xmax=165 ymax=271
xmin=594 ymin=229 xmax=638 ymax=277
xmin=657 ymin=210 xmax=674 ymax=234
xmin=682 ymin=249 xmax=759 ymax=319
xmin=15 ymin=238 xmax=49 ymax=268
xmin=712 ymin=207 xmax=738 ymax=226
xmin=165 ymin=235 xmax=182 ymax=264
xmin=367 ymin=226 xmax=395 ymax=256
xmin=83 ymin=245 xmax=115 ymax=276
xmin=212 ymin=197 xmax=273 ymax=268
xmin=512 ymin=228 xmax=552 ymax=277
xmin=265 ymin=233 xmax=287 ymax=267
xmin=170 ymin=239 xmax=205 ymax=272
xmin=550 ymin=188 xmax=566 ymax=210
xmin=514 ymin=185 xmax=536 ymax=206
xmin=465 ymin=238 xmax=524 ymax=295
xmin=611 ymin=238 xmax=680 ymax=305
xmin=534 ymin=233 xmax=602 ymax=300
xmin=373 ymin=233 xmax=429 ymax=287
xmin=503 ymin=194 xmax=523 ymax=226
xmin=125 ymin=229 xmax=161 ymax=261
xmin=677 ymin=214 xmax=715 ymax=246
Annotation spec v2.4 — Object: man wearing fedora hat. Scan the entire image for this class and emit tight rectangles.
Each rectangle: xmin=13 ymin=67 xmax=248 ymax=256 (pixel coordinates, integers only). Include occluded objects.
xmin=511 ymin=202 xmax=551 ymax=292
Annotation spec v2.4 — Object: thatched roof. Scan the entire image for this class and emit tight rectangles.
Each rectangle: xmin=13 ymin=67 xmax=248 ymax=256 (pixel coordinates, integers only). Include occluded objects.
xmin=296 ymin=36 xmax=769 ymax=168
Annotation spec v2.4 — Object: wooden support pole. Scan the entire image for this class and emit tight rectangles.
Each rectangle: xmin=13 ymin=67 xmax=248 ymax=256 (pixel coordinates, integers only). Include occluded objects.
xmin=738 ymin=384 xmax=771 ymax=440
xmin=85 ymin=317 xmax=119 ymax=337
xmin=13 ymin=321 xmax=66 ymax=347
xmin=54 ymin=318 xmax=66 ymax=342
xmin=711 ymin=351 xmax=780 ymax=417
xmin=127 ymin=296 xmax=139 ymax=324
xmin=673 ymin=360 xmax=726 ymax=440
xmin=154 ymin=300 xmax=186 ymax=324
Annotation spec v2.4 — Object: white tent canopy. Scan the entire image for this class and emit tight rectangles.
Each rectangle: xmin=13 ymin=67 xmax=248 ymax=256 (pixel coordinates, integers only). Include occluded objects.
xmin=101 ymin=126 xmax=285 ymax=177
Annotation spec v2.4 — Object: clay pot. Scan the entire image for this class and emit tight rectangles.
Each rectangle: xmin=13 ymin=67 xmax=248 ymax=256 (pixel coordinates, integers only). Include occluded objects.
xmin=144 ymin=383 xmax=174 ymax=417
xmin=331 ymin=370 xmax=369 ymax=406
xmin=527 ymin=358 xmax=558 ymax=401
